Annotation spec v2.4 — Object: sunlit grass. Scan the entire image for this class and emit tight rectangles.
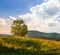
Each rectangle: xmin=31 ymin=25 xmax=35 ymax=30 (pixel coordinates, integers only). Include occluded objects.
xmin=0 ymin=36 xmax=60 ymax=55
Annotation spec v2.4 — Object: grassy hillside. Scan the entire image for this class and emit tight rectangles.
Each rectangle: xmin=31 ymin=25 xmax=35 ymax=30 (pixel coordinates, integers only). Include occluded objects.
xmin=0 ymin=37 xmax=60 ymax=55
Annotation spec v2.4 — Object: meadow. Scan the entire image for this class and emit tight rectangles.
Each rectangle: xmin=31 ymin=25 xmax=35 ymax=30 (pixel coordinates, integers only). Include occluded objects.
xmin=0 ymin=37 xmax=60 ymax=55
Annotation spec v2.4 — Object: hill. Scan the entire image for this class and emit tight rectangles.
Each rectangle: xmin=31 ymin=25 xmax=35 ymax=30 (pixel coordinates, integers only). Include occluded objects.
xmin=26 ymin=30 xmax=60 ymax=40
xmin=0 ymin=34 xmax=12 ymax=37
xmin=1 ymin=30 xmax=60 ymax=40
xmin=0 ymin=37 xmax=60 ymax=55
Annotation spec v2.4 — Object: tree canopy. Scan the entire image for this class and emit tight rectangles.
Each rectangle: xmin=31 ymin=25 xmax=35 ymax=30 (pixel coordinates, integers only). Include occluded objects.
xmin=11 ymin=19 xmax=28 ymax=36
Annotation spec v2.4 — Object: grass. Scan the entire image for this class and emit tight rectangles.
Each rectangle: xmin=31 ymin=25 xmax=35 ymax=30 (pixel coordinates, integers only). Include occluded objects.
xmin=0 ymin=37 xmax=60 ymax=55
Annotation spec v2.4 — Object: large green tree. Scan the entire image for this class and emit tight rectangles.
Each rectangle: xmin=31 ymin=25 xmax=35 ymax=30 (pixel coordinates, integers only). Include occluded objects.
xmin=11 ymin=19 xmax=28 ymax=36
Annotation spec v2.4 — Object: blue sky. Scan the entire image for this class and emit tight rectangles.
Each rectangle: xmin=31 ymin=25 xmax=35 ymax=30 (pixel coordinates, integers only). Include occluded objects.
xmin=0 ymin=0 xmax=44 ymax=18
xmin=0 ymin=0 xmax=60 ymax=34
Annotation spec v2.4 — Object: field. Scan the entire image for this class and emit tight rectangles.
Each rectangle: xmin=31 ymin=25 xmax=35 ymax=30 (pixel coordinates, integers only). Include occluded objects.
xmin=0 ymin=37 xmax=60 ymax=55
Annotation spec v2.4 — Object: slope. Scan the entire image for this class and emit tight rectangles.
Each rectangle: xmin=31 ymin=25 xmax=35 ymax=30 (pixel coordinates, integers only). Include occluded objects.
xmin=0 ymin=37 xmax=60 ymax=55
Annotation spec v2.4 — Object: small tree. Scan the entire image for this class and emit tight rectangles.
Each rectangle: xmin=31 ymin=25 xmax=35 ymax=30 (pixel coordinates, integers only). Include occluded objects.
xmin=11 ymin=19 xmax=28 ymax=36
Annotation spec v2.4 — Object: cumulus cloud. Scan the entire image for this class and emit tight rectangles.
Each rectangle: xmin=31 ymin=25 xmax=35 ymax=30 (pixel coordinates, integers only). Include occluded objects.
xmin=0 ymin=18 xmax=6 ymax=26
xmin=18 ymin=0 xmax=60 ymax=33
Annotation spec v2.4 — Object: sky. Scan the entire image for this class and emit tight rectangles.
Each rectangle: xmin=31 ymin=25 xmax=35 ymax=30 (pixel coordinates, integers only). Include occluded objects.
xmin=0 ymin=0 xmax=60 ymax=34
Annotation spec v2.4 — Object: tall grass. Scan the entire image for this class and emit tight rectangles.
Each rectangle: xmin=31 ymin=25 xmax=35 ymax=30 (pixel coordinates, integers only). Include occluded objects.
xmin=0 ymin=37 xmax=60 ymax=55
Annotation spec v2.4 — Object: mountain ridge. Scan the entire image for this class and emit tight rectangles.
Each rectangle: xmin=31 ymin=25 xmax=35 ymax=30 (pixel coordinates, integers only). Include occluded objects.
xmin=0 ymin=30 xmax=60 ymax=40
xmin=26 ymin=30 xmax=60 ymax=40
xmin=0 ymin=34 xmax=12 ymax=36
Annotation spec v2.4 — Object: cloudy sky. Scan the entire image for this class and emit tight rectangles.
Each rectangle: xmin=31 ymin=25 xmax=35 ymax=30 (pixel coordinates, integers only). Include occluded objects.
xmin=0 ymin=0 xmax=60 ymax=34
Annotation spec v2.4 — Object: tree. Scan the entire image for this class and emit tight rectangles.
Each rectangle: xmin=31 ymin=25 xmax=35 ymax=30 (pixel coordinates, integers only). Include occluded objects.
xmin=11 ymin=19 xmax=28 ymax=36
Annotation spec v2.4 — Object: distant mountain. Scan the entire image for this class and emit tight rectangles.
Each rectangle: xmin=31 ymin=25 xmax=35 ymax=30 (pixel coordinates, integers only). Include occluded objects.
xmin=1 ymin=30 xmax=60 ymax=40
xmin=26 ymin=30 xmax=60 ymax=40
xmin=0 ymin=34 xmax=12 ymax=37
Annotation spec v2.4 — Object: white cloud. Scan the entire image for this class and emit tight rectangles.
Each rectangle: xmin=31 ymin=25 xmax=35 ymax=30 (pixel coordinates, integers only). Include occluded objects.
xmin=9 ymin=16 xmax=17 ymax=20
xmin=18 ymin=0 xmax=60 ymax=33
xmin=0 ymin=18 xmax=6 ymax=26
